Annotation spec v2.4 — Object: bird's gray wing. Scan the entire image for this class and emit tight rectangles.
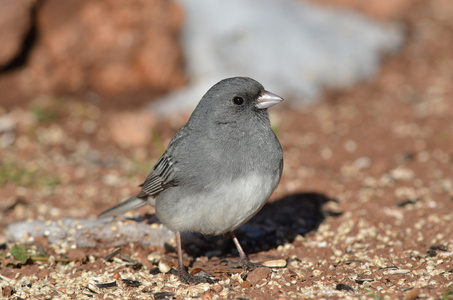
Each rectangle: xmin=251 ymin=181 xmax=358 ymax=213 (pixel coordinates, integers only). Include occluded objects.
xmin=98 ymin=127 xmax=187 ymax=219
xmin=137 ymin=125 xmax=189 ymax=197
xmin=137 ymin=154 xmax=177 ymax=197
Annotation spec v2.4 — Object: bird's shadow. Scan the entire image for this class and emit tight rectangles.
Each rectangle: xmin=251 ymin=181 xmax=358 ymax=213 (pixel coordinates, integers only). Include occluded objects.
xmin=171 ymin=192 xmax=341 ymax=259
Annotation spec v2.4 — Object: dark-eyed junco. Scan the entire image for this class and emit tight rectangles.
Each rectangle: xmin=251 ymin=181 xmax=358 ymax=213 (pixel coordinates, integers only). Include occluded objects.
xmin=99 ymin=77 xmax=283 ymax=283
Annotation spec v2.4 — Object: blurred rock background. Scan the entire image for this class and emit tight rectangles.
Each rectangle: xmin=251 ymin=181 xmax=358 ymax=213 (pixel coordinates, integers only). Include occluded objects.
xmin=0 ymin=0 xmax=410 ymax=111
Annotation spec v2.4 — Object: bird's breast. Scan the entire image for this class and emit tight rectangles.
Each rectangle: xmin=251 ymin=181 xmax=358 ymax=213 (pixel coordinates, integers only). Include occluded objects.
xmin=155 ymin=172 xmax=280 ymax=235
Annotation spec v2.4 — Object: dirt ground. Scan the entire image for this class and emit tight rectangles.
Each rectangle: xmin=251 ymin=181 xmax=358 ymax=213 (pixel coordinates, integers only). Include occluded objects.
xmin=1 ymin=1 xmax=453 ymax=299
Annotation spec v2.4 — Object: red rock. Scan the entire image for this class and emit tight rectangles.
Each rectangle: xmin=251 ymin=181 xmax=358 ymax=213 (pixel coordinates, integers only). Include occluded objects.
xmin=211 ymin=284 xmax=223 ymax=293
xmin=405 ymin=288 xmax=420 ymax=300
xmin=33 ymin=235 xmax=50 ymax=247
xmin=36 ymin=269 xmax=52 ymax=279
xmin=240 ymin=281 xmax=252 ymax=288
xmin=66 ymin=248 xmax=87 ymax=261
xmin=308 ymin=0 xmax=413 ymax=20
xmin=2 ymin=286 xmax=14 ymax=297
xmin=0 ymin=0 xmax=37 ymax=68
xmin=26 ymin=0 xmax=186 ymax=98
xmin=246 ymin=267 xmax=271 ymax=285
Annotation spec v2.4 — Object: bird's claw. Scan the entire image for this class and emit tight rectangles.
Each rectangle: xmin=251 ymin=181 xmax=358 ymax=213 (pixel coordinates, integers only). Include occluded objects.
xmin=170 ymin=268 xmax=217 ymax=284
xmin=227 ymin=258 xmax=263 ymax=271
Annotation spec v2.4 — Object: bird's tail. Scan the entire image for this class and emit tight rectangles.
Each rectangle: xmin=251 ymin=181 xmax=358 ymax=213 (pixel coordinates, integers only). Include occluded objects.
xmin=98 ymin=196 xmax=152 ymax=219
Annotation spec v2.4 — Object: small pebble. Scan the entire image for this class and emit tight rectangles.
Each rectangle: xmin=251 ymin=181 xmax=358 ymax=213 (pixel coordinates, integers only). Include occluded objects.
xmin=312 ymin=270 xmax=322 ymax=277
xmin=148 ymin=252 xmax=162 ymax=264
xmin=240 ymin=281 xmax=252 ymax=288
xmin=247 ymin=267 xmax=271 ymax=285
xmin=211 ymin=284 xmax=223 ymax=293
xmin=405 ymin=288 xmax=420 ymax=300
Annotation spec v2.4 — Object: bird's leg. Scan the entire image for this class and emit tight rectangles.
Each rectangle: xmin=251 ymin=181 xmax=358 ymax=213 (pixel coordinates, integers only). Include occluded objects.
xmin=230 ymin=231 xmax=248 ymax=264
xmin=172 ymin=231 xmax=215 ymax=284
xmin=176 ymin=231 xmax=185 ymax=272
xmin=229 ymin=231 xmax=262 ymax=270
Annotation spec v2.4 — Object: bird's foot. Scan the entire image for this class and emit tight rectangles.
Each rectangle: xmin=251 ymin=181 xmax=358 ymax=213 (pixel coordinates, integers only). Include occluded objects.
xmin=227 ymin=257 xmax=263 ymax=271
xmin=170 ymin=267 xmax=217 ymax=284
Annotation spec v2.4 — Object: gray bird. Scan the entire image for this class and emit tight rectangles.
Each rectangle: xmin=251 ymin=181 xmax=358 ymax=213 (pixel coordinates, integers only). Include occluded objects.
xmin=99 ymin=77 xmax=283 ymax=283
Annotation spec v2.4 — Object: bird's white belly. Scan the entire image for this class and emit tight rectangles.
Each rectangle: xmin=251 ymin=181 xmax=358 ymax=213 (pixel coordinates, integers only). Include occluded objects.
xmin=156 ymin=173 xmax=279 ymax=235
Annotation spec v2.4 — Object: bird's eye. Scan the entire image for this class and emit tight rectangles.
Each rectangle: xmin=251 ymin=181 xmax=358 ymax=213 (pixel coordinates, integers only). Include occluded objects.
xmin=233 ymin=97 xmax=244 ymax=105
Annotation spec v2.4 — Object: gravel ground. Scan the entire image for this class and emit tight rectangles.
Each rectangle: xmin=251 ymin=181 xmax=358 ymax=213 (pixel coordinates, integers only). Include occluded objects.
xmin=1 ymin=1 xmax=453 ymax=299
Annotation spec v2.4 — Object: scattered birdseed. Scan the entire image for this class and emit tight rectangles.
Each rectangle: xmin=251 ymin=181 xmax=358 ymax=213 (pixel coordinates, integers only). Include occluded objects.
xmin=158 ymin=261 xmax=171 ymax=273
xmin=154 ymin=291 xmax=176 ymax=300
xmin=104 ymin=247 xmax=122 ymax=261
xmin=263 ymin=260 xmax=287 ymax=268
xmin=95 ymin=281 xmax=118 ymax=289
xmin=387 ymin=269 xmax=411 ymax=275
xmin=396 ymin=199 xmax=418 ymax=207
xmin=122 ymin=279 xmax=142 ymax=287
xmin=336 ymin=283 xmax=354 ymax=291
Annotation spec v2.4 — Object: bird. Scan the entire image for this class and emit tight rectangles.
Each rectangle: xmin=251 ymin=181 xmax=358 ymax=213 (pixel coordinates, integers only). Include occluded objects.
xmin=99 ymin=77 xmax=283 ymax=283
